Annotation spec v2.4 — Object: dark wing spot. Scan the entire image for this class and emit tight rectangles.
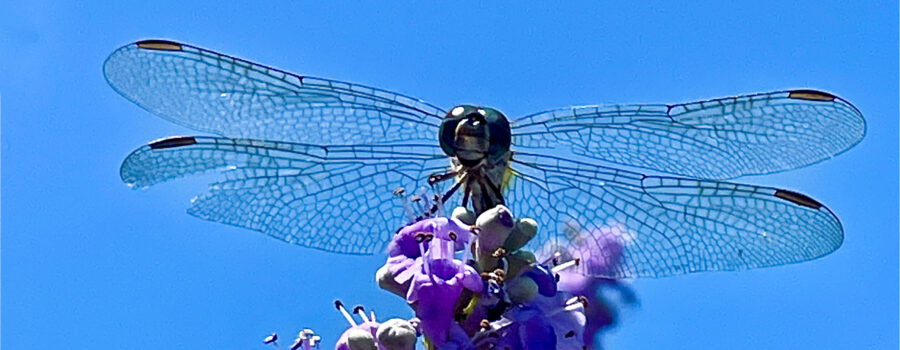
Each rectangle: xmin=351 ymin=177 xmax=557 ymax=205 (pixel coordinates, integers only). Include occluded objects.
xmin=565 ymin=330 xmax=576 ymax=338
xmin=788 ymin=90 xmax=836 ymax=102
xmin=135 ymin=39 xmax=183 ymax=51
xmin=148 ymin=136 xmax=197 ymax=149
xmin=774 ymin=189 xmax=822 ymax=209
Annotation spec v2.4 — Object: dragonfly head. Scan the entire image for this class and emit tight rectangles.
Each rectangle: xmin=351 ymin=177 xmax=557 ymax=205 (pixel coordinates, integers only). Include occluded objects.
xmin=440 ymin=105 xmax=511 ymax=167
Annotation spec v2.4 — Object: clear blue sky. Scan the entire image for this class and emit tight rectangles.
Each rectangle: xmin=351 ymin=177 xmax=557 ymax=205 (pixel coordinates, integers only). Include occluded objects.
xmin=1 ymin=1 xmax=897 ymax=349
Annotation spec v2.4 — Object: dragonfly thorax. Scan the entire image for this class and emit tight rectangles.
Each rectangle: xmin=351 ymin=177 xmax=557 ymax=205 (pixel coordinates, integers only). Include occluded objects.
xmin=439 ymin=105 xmax=511 ymax=168
xmin=447 ymin=151 xmax=511 ymax=214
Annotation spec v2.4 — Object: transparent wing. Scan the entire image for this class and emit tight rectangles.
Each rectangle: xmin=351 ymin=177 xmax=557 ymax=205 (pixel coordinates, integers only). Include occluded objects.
xmin=507 ymin=152 xmax=843 ymax=278
xmin=104 ymin=40 xmax=444 ymax=144
xmin=122 ymin=136 xmax=449 ymax=254
xmin=511 ymin=90 xmax=865 ymax=179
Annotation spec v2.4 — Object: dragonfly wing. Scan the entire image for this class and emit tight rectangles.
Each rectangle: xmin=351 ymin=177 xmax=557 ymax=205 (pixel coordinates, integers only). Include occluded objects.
xmin=511 ymin=90 xmax=865 ymax=179
xmin=122 ymin=136 xmax=449 ymax=254
xmin=508 ymin=152 xmax=843 ymax=278
xmin=104 ymin=40 xmax=444 ymax=144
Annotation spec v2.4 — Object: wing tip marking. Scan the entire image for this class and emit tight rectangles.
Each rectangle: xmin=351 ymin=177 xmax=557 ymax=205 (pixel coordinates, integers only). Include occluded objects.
xmin=149 ymin=136 xmax=198 ymax=149
xmin=788 ymin=89 xmax=836 ymax=102
xmin=135 ymin=39 xmax=183 ymax=51
xmin=774 ymin=189 xmax=822 ymax=209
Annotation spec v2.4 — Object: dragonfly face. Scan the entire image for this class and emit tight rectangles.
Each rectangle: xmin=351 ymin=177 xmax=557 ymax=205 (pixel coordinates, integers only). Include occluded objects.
xmin=439 ymin=105 xmax=512 ymax=167
xmin=436 ymin=105 xmax=513 ymax=214
xmin=107 ymin=39 xmax=865 ymax=277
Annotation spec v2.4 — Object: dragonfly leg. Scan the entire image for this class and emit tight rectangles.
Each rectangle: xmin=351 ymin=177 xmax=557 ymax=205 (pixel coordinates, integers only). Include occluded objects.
xmin=475 ymin=179 xmax=489 ymax=214
xmin=428 ymin=170 xmax=459 ymax=185
xmin=439 ymin=177 xmax=464 ymax=206
xmin=461 ymin=176 xmax=472 ymax=209
xmin=482 ymin=177 xmax=505 ymax=206
xmin=415 ymin=174 xmax=467 ymax=220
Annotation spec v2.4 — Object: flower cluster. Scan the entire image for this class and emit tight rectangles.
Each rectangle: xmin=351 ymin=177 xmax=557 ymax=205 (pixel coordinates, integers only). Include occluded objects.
xmin=266 ymin=205 xmax=633 ymax=350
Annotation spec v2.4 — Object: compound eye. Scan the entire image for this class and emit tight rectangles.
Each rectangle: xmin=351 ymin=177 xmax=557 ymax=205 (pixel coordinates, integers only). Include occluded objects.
xmin=451 ymin=106 xmax=466 ymax=117
xmin=465 ymin=113 xmax=484 ymax=127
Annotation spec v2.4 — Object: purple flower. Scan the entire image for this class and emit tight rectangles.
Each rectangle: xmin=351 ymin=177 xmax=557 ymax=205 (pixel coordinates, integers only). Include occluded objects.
xmin=333 ymin=301 xmax=379 ymax=350
xmin=476 ymin=293 xmax=588 ymax=350
xmin=379 ymin=217 xmax=475 ymax=298
xmin=380 ymin=215 xmax=484 ymax=347
xmin=521 ymin=263 xmax=558 ymax=298
xmin=285 ymin=208 xmax=633 ymax=350
xmin=530 ymin=293 xmax=587 ymax=350
xmin=566 ymin=224 xmax=625 ymax=280
xmin=406 ymin=236 xmax=482 ymax=347
xmin=480 ymin=306 xmax=555 ymax=350
xmin=387 ymin=217 xmax=473 ymax=259
xmin=551 ymin=223 xmax=637 ymax=348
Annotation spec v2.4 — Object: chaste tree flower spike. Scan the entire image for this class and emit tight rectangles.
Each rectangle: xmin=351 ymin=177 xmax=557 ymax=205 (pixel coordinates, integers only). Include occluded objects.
xmin=274 ymin=205 xmax=631 ymax=349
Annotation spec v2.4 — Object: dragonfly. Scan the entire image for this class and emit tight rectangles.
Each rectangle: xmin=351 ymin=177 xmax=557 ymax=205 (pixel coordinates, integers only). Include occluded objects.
xmin=105 ymin=39 xmax=865 ymax=278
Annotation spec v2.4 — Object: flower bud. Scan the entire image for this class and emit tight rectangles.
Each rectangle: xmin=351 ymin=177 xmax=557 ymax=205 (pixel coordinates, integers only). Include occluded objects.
xmin=475 ymin=205 xmax=515 ymax=268
xmin=451 ymin=206 xmax=476 ymax=225
xmin=505 ymin=250 xmax=536 ymax=278
xmin=503 ymin=218 xmax=537 ymax=251
xmin=345 ymin=328 xmax=377 ymax=350
xmin=376 ymin=261 xmax=410 ymax=297
xmin=376 ymin=319 xmax=418 ymax=350
xmin=506 ymin=276 xmax=539 ymax=304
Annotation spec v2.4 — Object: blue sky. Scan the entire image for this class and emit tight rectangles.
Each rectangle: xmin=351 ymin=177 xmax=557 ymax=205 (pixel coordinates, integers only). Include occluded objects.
xmin=1 ymin=1 xmax=897 ymax=349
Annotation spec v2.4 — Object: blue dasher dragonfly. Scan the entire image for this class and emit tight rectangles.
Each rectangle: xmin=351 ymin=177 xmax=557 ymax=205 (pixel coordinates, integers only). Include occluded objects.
xmin=105 ymin=39 xmax=865 ymax=278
